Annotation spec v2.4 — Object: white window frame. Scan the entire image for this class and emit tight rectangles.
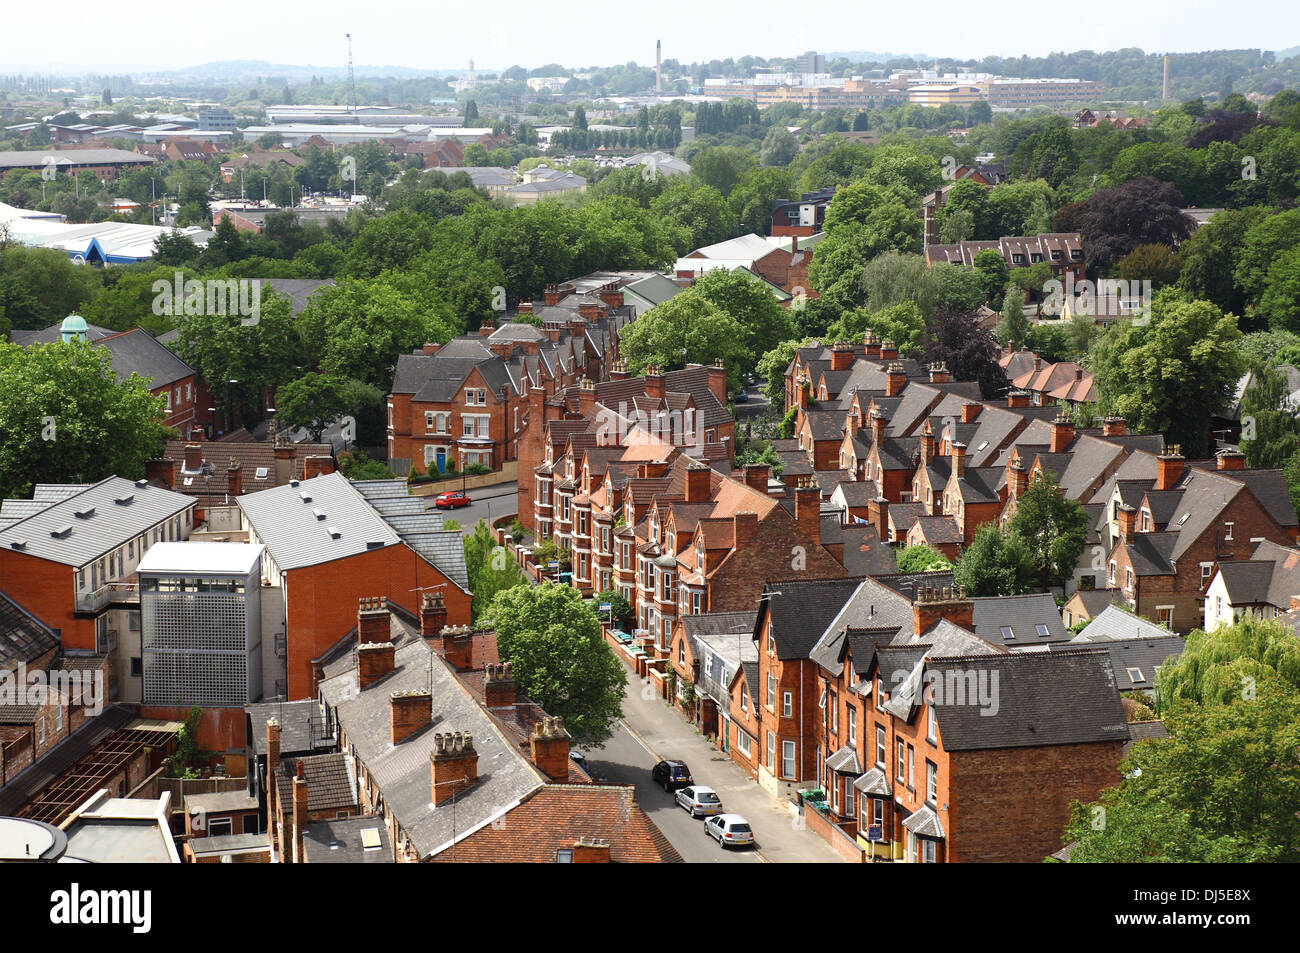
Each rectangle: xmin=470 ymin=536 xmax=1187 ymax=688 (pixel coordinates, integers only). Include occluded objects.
xmin=781 ymin=740 xmax=796 ymax=780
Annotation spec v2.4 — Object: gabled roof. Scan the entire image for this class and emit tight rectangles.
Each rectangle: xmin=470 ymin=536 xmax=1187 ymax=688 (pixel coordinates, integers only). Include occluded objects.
xmin=0 ymin=590 xmax=59 ymax=669
xmin=317 ymin=622 xmax=546 ymax=861
xmin=971 ymin=593 xmax=1071 ymax=648
xmin=0 ymin=477 xmax=193 ymax=567
xmin=237 ymin=472 xmax=401 ymax=571
xmin=435 ymin=784 xmax=682 ymax=863
xmin=760 ymin=576 xmax=867 ymax=661
xmin=926 ymin=649 xmax=1129 ymax=751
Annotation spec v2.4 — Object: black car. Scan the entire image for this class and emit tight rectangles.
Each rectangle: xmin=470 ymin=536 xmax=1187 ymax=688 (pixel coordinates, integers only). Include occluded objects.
xmin=651 ymin=760 xmax=694 ymax=792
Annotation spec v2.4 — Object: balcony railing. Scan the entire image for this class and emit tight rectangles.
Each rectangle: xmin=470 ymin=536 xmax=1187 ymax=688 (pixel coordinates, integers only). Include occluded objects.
xmin=75 ymin=582 xmax=140 ymax=613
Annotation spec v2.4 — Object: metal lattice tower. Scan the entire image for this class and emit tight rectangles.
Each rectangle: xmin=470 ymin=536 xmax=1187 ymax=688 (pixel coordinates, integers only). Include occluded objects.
xmin=346 ymin=33 xmax=357 ymax=115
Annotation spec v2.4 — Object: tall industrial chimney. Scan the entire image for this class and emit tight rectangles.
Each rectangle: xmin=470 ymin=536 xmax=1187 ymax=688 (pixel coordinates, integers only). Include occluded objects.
xmin=656 ymin=40 xmax=662 ymax=92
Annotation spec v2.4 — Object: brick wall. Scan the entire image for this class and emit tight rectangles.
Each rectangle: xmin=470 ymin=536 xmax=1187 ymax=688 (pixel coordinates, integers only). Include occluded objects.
xmin=947 ymin=740 xmax=1123 ymax=862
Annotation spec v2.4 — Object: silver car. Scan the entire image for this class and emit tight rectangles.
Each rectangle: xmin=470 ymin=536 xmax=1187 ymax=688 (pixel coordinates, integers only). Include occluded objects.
xmin=675 ymin=784 xmax=723 ymax=817
xmin=705 ymin=813 xmax=755 ymax=848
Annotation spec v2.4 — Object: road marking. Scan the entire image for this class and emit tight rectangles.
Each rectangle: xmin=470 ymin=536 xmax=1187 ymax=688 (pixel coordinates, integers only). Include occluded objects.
xmin=619 ymin=719 xmax=662 ymax=762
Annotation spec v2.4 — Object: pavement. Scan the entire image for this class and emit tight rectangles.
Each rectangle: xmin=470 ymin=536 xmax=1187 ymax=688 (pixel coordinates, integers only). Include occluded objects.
xmin=579 ymin=664 xmax=845 ymax=864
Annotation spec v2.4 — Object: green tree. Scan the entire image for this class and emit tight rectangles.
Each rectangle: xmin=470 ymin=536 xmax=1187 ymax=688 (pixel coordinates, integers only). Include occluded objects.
xmin=759 ymin=125 xmax=798 ymax=166
xmin=1008 ymin=470 xmax=1088 ymax=589
xmin=483 ymin=582 xmax=627 ymax=747
xmin=689 ymin=268 xmax=794 ymax=374
xmin=896 ymin=544 xmax=954 ymax=573
xmin=972 ymin=248 xmax=1009 ymax=305
xmin=1062 ymin=687 xmax=1300 ymax=862
xmin=1156 ymin=615 xmax=1300 ymax=711
xmin=274 ymin=372 xmax=376 ymax=443
xmin=1118 ymin=243 xmax=1182 ymax=288
xmin=618 ymin=291 xmax=749 ymax=391
xmin=952 ymin=525 xmax=1037 ymax=597
xmin=463 ymin=519 xmax=528 ymax=622
xmin=1239 ymin=363 xmax=1300 ymax=468
xmin=1258 ymin=246 xmax=1300 ymax=333
xmin=756 ymin=337 xmax=818 ymax=405
xmin=1089 ymin=295 xmax=1244 ymax=457
xmin=0 ymin=246 xmax=102 ymax=331
xmin=996 ymin=287 xmax=1031 ymax=349
xmin=170 ymin=292 xmax=305 ymax=427
xmin=297 ymin=278 xmax=458 ymax=389
xmin=0 ymin=340 xmax=170 ymax=498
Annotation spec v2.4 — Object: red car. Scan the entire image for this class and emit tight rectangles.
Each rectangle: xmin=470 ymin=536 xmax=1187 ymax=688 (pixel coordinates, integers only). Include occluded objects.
xmin=434 ymin=490 xmax=472 ymax=509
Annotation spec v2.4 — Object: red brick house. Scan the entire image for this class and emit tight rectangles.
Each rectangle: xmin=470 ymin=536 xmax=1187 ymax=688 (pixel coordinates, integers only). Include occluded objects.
xmin=1102 ymin=447 xmax=1299 ymax=633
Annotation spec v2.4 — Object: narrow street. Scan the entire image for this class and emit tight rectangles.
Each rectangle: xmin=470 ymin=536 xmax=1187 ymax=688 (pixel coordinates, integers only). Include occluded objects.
xmin=579 ymin=665 xmax=846 ymax=863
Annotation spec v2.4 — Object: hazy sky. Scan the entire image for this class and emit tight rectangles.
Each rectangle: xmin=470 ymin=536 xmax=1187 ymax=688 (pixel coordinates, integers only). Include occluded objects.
xmin=2 ymin=0 xmax=1294 ymax=73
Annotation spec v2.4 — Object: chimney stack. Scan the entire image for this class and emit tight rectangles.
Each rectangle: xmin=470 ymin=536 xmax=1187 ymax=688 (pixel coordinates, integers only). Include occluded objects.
xmin=830 ymin=341 xmax=854 ymax=371
xmin=265 ymin=719 xmax=281 ymax=837
xmin=867 ymin=496 xmax=890 ymax=542
xmin=189 ymin=425 xmax=205 ymax=442
xmin=885 ymin=363 xmax=907 ymax=398
xmin=572 ymin=837 xmax=612 ymax=863
xmin=879 ymin=340 xmax=899 ymax=361
xmin=733 ymin=510 xmax=759 ymax=546
xmin=912 ymin=585 xmax=973 ymax=635
xmin=1102 ymin=416 xmax=1128 ymax=437
xmin=1049 ymin=415 xmax=1075 ymax=454
xmin=960 ymin=401 xmax=980 ymax=424
xmin=1007 ymin=458 xmax=1028 ymax=500
xmin=484 ymin=662 xmax=516 ymax=708
xmin=742 ymin=463 xmax=771 ymax=494
xmin=420 ymin=590 xmax=447 ymax=640
xmin=517 ymin=300 xmax=534 ymax=315
xmin=1006 ymin=390 xmax=1029 ymax=408
xmin=291 ymin=761 xmax=308 ymax=864
xmin=303 ymin=455 xmax=335 ymax=479
xmin=438 ymin=624 xmax=474 ymax=670
xmin=1216 ymin=449 xmax=1245 ymax=471
xmin=863 ymin=330 xmax=882 ymax=359
xmin=578 ymin=377 xmax=597 ymax=415
xmin=870 ymin=410 xmax=888 ymax=446
xmin=431 ymin=732 xmax=478 ymax=805
xmin=1155 ymin=445 xmax=1185 ymax=491
xmin=951 ymin=441 xmax=967 ymax=478
xmin=357 ymin=596 xmax=390 ymax=644
xmin=707 ymin=358 xmax=727 ymax=405
xmin=422 ymin=342 xmax=441 ymax=356
xmin=928 ymin=361 xmax=949 ymax=384
xmin=357 ymin=642 xmax=396 ymax=689
xmin=794 ymin=482 xmax=821 ymax=539
xmin=273 ymin=443 xmax=295 ymax=485
xmin=644 ymin=366 xmax=665 ymax=401
xmin=920 ymin=429 xmax=936 ymax=466
xmin=685 ymin=462 xmax=712 ymax=502
xmin=390 ymin=689 xmax=432 ymax=744
xmin=479 ymin=318 xmax=495 ymax=337
xmin=227 ymin=460 xmax=243 ymax=497
xmin=1116 ymin=502 xmax=1137 ymax=543
xmin=609 ymin=360 xmax=630 ymax=381
xmin=530 ymin=716 xmax=571 ymax=781
xmin=183 ymin=443 xmax=203 ymax=473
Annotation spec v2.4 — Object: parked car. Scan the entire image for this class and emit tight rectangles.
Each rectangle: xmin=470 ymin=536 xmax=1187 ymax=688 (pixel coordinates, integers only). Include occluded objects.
xmin=675 ymin=785 xmax=723 ymax=817
xmin=651 ymin=760 xmax=693 ymax=792
xmin=733 ymin=389 xmax=749 ymax=403
xmin=434 ymin=490 xmax=472 ymax=509
xmin=705 ymin=813 xmax=755 ymax=848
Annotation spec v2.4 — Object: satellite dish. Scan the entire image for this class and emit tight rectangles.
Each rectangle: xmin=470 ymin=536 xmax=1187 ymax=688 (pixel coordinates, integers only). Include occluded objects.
xmin=71 ymin=254 xmax=86 ymax=265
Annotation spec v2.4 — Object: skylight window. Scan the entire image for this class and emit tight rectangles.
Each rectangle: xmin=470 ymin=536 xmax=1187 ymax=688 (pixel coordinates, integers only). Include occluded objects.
xmin=1000 ymin=626 xmax=1015 ymax=640
xmin=1036 ymin=624 xmax=1050 ymax=637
